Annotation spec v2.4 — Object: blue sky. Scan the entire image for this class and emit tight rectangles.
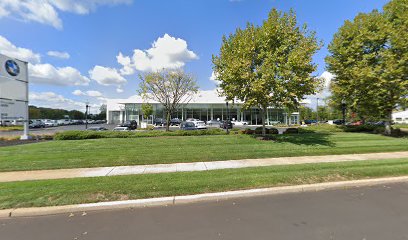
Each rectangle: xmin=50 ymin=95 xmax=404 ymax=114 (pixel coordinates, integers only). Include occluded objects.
xmin=0 ymin=0 xmax=390 ymax=112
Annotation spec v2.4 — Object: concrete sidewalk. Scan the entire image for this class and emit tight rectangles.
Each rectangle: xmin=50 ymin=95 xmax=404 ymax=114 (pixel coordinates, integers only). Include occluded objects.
xmin=0 ymin=151 xmax=407 ymax=183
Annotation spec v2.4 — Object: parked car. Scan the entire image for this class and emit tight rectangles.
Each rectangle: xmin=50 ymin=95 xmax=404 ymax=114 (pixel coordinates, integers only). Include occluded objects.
xmin=231 ymin=120 xmax=248 ymax=126
xmin=44 ymin=119 xmax=58 ymax=127
xmin=186 ymin=118 xmax=207 ymax=129
xmin=304 ymin=119 xmax=318 ymax=125
xmin=332 ymin=119 xmax=345 ymax=125
xmin=88 ymin=126 xmax=108 ymax=131
xmin=351 ymin=120 xmax=363 ymax=126
xmin=113 ymin=126 xmax=130 ymax=131
xmin=170 ymin=118 xmax=182 ymax=126
xmin=154 ymin=118 xmax=167 ymax=126
xmin=180 ymin=121 xmax=197 ymax=130
xmin=29 ymin=120 xmax=45 ymax=128
xmin=118 ymin=120 xmax=138 ymax=130
xmin=207 ymin=119 xmax=222 ymax=126
xmin=220 ymin=120 xmax=233 ymax=129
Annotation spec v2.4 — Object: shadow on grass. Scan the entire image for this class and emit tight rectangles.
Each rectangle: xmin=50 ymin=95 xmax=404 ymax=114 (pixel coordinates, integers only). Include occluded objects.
xmin=250 ymin=130 xmax=335 ymax=147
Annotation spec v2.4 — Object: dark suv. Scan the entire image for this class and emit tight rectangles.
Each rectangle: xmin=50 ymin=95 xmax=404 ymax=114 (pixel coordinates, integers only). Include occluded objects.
xmin=119 ymin=120 xmax=138 ymax=130
xmin=170 ymin=118 xmax=182 ymax=126
xmin=220 ymin=120 xmax=233 ymax=129
xmin=154 ymin=118 xmax=167 ymax=126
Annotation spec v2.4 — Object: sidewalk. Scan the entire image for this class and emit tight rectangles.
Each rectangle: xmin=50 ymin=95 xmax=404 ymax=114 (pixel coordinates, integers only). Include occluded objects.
xmin=1 ymin=151 xmax=407 ymax=183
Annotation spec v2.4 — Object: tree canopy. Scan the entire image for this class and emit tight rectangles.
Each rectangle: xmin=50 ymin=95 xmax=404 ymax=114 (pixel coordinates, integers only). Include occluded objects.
xmin=326 ymin=0 xmax=408 ymax=133
xmin=139 ymin=69 xmax=198 ymax=131
xmin=212 ymin=8 xmax=322 ymax=134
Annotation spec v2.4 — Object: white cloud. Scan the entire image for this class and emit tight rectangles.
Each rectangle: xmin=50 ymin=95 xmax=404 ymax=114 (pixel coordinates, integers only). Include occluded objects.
xmin=0 ymin=0 xmax=131 ymax=29
xmin=29 ymin=63 xmax=90 ymax=86
xmin=72 ymin=89 xmax=103 ymax=97
xmin=209 ymin=71 xmax=220 ymax=85
xmin=0 ymin=35 xmax=41 ymax=63
xmin=304 ymin=71 xmax=335 ymax=109
xmin=30 ymin=91 xmax=86 ymax=110
xmin=72 ymin=89 xmax=85 ymax=96
xmin=116 ymin=87 xmax=124 ymax=93
xmin=86 ymin=90 xmax=102 ymax=97
xmin=117 ymin=34 xmax=198 ymax=73
xmin=89 ymin=65 xmax=127 ymax=86
xmin=47 ymin=51 xmax=70 ymax=59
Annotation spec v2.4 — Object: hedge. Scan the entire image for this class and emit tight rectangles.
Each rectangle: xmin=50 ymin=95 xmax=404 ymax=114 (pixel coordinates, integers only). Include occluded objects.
xmin=54 ymin=129 xmax=226 ymax=140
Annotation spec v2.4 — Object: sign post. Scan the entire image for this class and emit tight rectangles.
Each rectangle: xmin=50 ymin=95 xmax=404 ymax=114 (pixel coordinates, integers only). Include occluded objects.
xmin=0 ymin=54 xmax=29 ymax=140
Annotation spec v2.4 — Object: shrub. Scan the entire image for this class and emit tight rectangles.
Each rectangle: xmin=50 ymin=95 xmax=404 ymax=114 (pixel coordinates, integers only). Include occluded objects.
xmin=341 ymin=125 xmax=384 ymax=133
xmin=284 ymin=128 xmax=299 ymax=134
xmin=54 ymin=129 xmax=226 ymax=140
xmin=251 ymin=127 xmax=279 ymax=135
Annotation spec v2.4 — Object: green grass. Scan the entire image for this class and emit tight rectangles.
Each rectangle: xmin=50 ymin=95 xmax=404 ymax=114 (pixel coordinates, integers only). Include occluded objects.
xmin=0 ymin=132 xmax=407 ymax=172
xmin=0 ymin=126 xmax=23 ymax=131
xmin=1 ymin=158 xmax=408 ymax=209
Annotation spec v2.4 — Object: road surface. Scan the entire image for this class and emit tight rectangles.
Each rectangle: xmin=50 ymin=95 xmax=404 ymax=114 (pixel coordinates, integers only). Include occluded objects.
xmin=1 ymin=182 xmax=408 ymax=240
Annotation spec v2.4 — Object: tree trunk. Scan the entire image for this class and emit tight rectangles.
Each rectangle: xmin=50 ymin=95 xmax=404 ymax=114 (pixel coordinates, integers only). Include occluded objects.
xmin=261 ymin=107 xmax=266 ymax=136
xmin=166 ymin=110 xmax=171 ymax=132
xmin=384 ymin=109 xmax=392 ymax=135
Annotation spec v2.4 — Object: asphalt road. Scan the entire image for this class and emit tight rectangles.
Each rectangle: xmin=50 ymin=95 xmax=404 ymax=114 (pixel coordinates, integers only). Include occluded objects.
xmin=1 ymin=182 xmax=408 ymax=240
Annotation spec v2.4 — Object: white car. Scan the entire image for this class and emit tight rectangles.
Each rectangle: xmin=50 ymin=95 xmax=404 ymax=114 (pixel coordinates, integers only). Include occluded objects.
xmin=186 ymin=118 xmax=207 ymax=129
xmin=113 ymin=126 xmax=130 ymax=131
xmin=44 ymin=119 xmax=58 ymax=127
xmin=231 ymin=120 xmax=248 ymax=126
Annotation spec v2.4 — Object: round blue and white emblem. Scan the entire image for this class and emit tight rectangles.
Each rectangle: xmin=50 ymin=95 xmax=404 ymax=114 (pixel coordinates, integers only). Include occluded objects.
xmin=5 ymin=60 xmax=20 ymax=77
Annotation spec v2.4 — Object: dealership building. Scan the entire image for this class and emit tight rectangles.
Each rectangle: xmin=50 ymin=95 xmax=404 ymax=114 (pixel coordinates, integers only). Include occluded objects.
xmin=106 ymin=90 xmax=307 ymax=126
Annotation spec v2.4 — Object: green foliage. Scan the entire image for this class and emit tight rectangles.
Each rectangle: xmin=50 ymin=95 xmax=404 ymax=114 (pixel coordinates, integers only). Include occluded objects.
xmin=141 ymin=103 xmax=153 ymax=117
xmin=139 ymin=69 xmax=199 ymax=131
xmin=326 ymin=0 xmax=408 ymax=127
xmin=213 ymin=8 xmax=322 ymax=135
xmin=284 ymin=128 xmax=299 ymax=134
xmin=54 ymin=129 xmax=226 ymax=140
xmin=29 ymin=105 xmax=85 ymax=120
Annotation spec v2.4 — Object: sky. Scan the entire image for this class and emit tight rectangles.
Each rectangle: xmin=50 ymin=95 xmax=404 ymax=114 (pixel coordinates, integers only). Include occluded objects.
xmin=0 ymin=0 xmax=390 ymax=113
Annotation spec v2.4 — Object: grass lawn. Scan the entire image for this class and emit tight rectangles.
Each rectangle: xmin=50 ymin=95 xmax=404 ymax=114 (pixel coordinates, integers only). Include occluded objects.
xmin=0 ymin=126 xmax=23 ymax=131
xmin=0 ymin=132 xmax=407 ymax=172
xmin=1 ymin=157 xmax=408 ymax=209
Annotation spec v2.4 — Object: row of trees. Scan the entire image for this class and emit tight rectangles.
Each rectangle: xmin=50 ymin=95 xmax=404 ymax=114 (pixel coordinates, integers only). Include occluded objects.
xmin=29 ymin=105 xmax=107 ymax=120
xmin=138 ymin=0 xmax=406 ymax=135
xmin=300 ymin=106 xmax=343 ymax=122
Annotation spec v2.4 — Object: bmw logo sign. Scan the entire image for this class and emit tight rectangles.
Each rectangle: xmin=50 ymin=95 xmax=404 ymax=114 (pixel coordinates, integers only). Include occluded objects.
xmin=5 ymin=59 xmax=20 ymax=77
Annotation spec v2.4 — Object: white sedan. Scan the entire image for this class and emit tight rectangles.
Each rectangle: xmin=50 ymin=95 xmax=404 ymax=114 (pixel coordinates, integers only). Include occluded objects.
xmin=231 ymin=120 xmax=248 ymax=126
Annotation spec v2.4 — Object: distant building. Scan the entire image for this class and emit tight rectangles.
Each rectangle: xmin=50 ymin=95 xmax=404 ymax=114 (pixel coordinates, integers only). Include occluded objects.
xmin=106 ymin=90 xmax=307 ymax=125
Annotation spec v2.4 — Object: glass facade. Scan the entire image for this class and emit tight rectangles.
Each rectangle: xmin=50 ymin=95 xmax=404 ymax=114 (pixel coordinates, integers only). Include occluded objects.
xmin=115 ymin=103 xmax=299 ymax=126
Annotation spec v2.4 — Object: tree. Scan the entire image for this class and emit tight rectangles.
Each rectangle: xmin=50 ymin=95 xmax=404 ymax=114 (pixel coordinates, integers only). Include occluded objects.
xmin=139 ymin=69 xmax=198 ymax=131
xmin=141 ymin=103 xmax=153 ymax=121
xmin=212 ymin=9 xmax=322 ymax=136
xmin=326 ymin=0 xmax=408 ymax=134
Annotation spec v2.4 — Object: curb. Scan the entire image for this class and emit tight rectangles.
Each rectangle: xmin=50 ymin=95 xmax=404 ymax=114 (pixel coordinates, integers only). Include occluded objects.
xmin=2 ymin=176 xmax=408 ymax=219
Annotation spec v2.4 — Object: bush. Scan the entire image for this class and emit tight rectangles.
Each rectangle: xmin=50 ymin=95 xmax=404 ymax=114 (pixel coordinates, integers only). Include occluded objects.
xmin=283 ymin=128 xmax=299 ymax=134
xmin=341 ymin=125 xmax=384 ymax=133
xmin=248 ymin=127 xmax=279 ymax=135
xmin=54 ymin=129 xmax=226 ymax=140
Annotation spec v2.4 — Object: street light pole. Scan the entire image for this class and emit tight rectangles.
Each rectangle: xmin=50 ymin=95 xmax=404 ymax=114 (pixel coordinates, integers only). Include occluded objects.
xmin=85 ymin=101 xmax=89 ymax=130
xmin=226 ymin=101 xmax=229 ymax=134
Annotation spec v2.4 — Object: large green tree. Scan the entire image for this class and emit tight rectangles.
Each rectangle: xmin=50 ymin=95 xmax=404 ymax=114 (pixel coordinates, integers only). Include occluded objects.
xmin=212 ymin=9 xmax=322 ymax=135
xmin=326 ymin=0 xmax=408 ymax=134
